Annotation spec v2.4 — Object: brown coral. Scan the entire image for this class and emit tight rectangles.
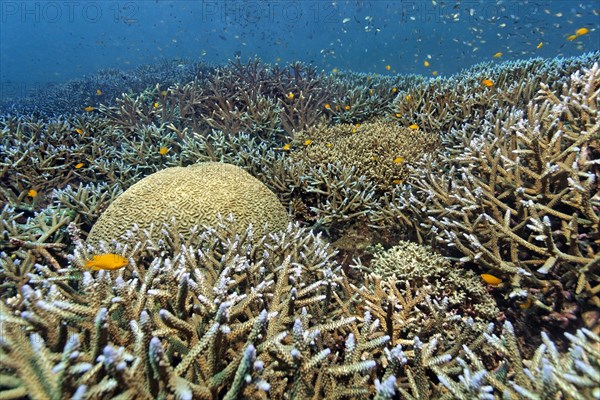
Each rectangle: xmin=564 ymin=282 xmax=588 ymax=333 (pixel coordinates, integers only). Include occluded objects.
xmin=87 ymin=162 xmax=289 ymax=245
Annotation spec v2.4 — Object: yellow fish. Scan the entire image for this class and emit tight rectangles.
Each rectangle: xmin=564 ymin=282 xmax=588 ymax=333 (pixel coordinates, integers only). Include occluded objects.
xmin=74 ymin=163 xmax=84 ymax=169
xmin=282 ymin=143 xmax=291 ymax=151
xmin=159 ymin=147 xmax=169 ymax=155
xmin=423 ymin=61 xmax=430 ymax=67
xmin=481 ymin=273 xmax=502 ymax=286
xmin=385 ymin=65 xmax=391 ymax=70
xmin=393 ymin=156 xmax=404 ymax=164
xmin=482 ymin=79 xmax=494 ymax=87
xmin=84 ymin=106 xmax=95 ymax=112
xmin=536 ymin=41 xmax=544 ymax=49
xmin=303 ymin=139 xmax=313 ymax=146
xmin=84 ymin=254 xmax=128 ymax=271
xmin=27 ymin=189 xmax=38 ymax=198
xmin=575 ymin=27 xmax=589 ymax=36
xmin=286 ymin=92 xmax=295 ymax=100
xmin=567 ymin=34 xmax=578 ymax=41
xmin=96 ymin=89 xmax=102 ymax=95
xmin=409 ymin=124 xmax=419 ymax=130
xmin=492 ymin=52 xmax=503 ymax=58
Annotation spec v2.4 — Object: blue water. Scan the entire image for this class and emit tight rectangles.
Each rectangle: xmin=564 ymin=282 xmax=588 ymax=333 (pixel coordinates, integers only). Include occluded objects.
xmin=1 ymin=0 xmax=599 ymax=100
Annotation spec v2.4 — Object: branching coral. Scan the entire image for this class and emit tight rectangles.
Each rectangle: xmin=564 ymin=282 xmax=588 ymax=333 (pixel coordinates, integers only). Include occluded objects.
xmin=386 ymin=62 xmax=600 ymax=330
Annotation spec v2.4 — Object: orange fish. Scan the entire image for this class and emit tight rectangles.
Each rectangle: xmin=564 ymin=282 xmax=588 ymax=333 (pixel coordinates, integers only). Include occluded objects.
xmin=482 ymin=79 xmax=494 ymax=87
xmin=84 ymin=254 xmax=128 ymax=271
xmin=409 ymin=124 xmax=419 ymax=130
xmin=159 ymin=147 xmax=169 ymax=155
xmin=481 ymin=273 xmax=502 ymax=286
xmin=84 ymin=106 xmax=95 ymax=112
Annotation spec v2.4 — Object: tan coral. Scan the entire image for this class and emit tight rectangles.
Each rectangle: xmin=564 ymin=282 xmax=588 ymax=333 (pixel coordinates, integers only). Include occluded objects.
xmin=292 ymin=120 xmax=440 ymax=189
xmin=87 ymin=162 xmax=289 ymax=245
xmin=359 ymin=241 xmax=499 ymax=324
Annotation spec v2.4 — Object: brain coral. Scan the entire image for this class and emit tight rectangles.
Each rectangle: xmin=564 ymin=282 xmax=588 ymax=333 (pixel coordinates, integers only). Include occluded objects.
xmin=87 ymin=162 xmax=289 ymax=245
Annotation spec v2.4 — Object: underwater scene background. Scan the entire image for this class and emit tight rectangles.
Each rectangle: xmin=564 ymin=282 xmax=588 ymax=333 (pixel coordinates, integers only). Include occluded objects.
xmin=1 ymin=1 xmax=599 ymax=399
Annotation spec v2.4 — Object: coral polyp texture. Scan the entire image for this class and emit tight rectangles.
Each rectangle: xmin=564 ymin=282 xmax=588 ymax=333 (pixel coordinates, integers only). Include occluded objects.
xmin=87 ymin=162 xmax=289 ymax=246
xmin=1 ymin=54 xmax=600 ymax=399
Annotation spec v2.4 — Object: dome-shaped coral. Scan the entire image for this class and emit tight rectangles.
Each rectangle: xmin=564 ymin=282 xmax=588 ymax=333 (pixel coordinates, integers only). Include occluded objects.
xmin=87 ymin=162 xmax=289 ymax=245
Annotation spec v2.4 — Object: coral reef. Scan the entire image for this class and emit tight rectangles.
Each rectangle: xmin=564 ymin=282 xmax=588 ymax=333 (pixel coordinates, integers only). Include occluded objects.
xmin=2 ymin=53 xmax=600 ymax=399
xmin=87 ymin=162 xmax=289 ymax=246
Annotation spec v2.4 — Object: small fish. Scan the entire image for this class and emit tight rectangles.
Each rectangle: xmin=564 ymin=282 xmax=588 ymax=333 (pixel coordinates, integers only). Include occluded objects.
xmin=282 ymin=143 xmax=291 ymax=151
xmin=160 ymin=90 xmax=168 ymax=96
xmin=303 ymin=139 xmax=313 ymax=146
xmin=482 ymin=79 xmax=494 ymax=87
xmin=432 ymin=70 xmax=439 ymax=76
xmin=391 ymin=87 xmax=397 ymax=93
xmin=84 ymin=254 xmax=128 ymax=271
xmin=575 ymin=27 xmax=589 ymax=36
xmin=369 ymin=89 xmax=375 ymax=95
xmin=409 ymin=124 xmax=419 ymax=130
xmin=536 ymin=41 xmax=544 ymax=49
xmin=27 ymin=189 xmax=38 ymax=198
xmin=332 ymin=67 xmax=339 ymax=73
xmin=423 ymin=61 xmax=430 ymax=67
xmin=392 ymin=179 xmax=403 ymax=185
xmin=74 ymin=163 xmax=84 ymax=169
xmin=286 ymin=92 xmax=295 ymax=100
xmin=395 ymin=113 xmax=402 ymax=118
xmin=159 ymin=147 xmax=169 ymax=155
xmin=342 ymin=17 xmax=351 ymax=24
xmin=385 ymin=65 xmax=391 ymax=70
xmin=326 ymin=143 xmax=333 ymax=148
xmin=324 ymin=103 xmax=331 ymax=109
xmin=405 ymin=95 xmax=411 ymax=101
xmin=393 ymin=156 xmax=404 ymax=164
xmin=567 ymin=34 xmax=577 ymax=41
xmin=153 ymin=102 xmax=160 ymax=109
xmin=492 ymin=52 xmax=503 ymax=58
xmin=84 ymin=106 xmax=95 ymax=112
xmin=481 ymin=273 xmax=502 ymax=286
xmin=344 ymin=105 xmax=351 ymax=110
xmin=74 ymin=128 xmax=84 ymax=135
xmin=518 ymin=296 xmax=533 ymax=310
xmin=96 ymin=89 xmax=102 ymax=95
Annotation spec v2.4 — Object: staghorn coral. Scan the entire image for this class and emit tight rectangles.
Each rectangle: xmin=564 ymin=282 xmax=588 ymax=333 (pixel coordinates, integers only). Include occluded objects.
xmin=384 ymin=62 xmax=600 ymax=332
xmin=394 ymin=51 xmax=600 ymax=134
xmin=0 ymin=59 xmax=212 ymax=116
xmin=87 ymin=162 xmax=290 ymax=246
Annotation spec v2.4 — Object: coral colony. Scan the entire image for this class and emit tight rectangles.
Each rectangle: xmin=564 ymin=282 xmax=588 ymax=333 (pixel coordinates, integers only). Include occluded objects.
xmin=1 ymin=54 xmax=599 ymax=399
